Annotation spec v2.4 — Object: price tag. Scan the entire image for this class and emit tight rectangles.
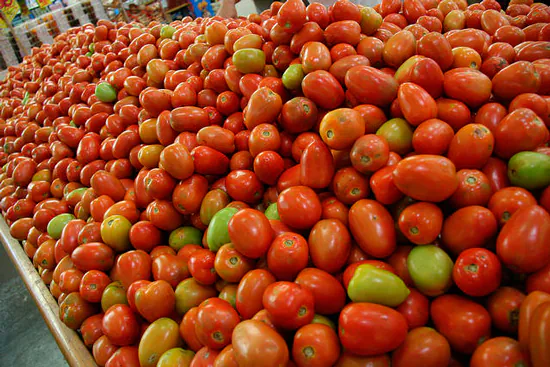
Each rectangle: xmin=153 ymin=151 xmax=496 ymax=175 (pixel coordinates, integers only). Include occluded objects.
xmin=36 ymin=0 xmax=52 ymax=8
xmin=1 ymin=0 xmax=21 ymax=24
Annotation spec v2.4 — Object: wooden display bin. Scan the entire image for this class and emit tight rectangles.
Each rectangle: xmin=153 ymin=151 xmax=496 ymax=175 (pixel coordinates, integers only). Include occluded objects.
xmin=0 ymin=217 xmax=97 ymax=367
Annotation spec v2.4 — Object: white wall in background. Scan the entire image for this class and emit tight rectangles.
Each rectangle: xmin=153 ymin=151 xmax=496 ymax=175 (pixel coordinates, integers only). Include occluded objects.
xmin=236 ymin=0 xmax=258 ymax=16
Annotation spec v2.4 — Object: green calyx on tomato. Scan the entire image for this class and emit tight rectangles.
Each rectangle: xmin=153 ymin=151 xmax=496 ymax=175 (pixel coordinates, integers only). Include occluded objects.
xmin=95 ymin=82 xmax=117 ymax=103
xmin=264 ymin=202 xmax=280 ymax=220
xmin=347 ymin=264 xmax=410 ymax=307
xmin=169 ymin=226 xmax=202 ymax=251
xmin=47 ymin=213 xmax=76 ymax=239
xmin=207 ymin=207 xmax=239 ymax=252
xmin=282 ymin=64 xmax=305 ymax=90
xmin=407 ymin=245 xmax=454 ymax=297
xmin=508 ymin=151 xmax=550 ymax=190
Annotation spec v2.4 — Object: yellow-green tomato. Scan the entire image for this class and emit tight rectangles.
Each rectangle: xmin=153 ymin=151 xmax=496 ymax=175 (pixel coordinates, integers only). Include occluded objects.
xmin=232 ymin=48 xmax=266 ymax=74
xmin=95 ymin=82 xmax=117 ymax=103
xmin=311 ymin=314 xmax=336 ymax=330
xmin=347 ymin=264 xmax=410 ymax=307
xmin=282 ymin=64 xmax=305 ymax=90
xmin=157 ymin=348 xmax=194 ymax=367
xmin=139 ymin=318 xmax=181 ymax=367
xmin=407 ymin=245 xmax=454 ymax=297
xmin=264 ymin=202 xmax=280 ymax=220
xmin=101 ymin=281 xmax=127 ymax=312
xmin=47 ymin=213 xmax=76 ymax=239
xmin=101 ymin=215 xmax=132 ymax=252
xmin=169 ymin=226 xmax=202 ymax=251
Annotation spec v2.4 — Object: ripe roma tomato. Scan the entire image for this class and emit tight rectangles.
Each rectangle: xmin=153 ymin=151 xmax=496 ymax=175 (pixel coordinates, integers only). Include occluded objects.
xmin=232 ymin=320 xmax=289 ymax=367
xmin=497 ymin=205 xmax=550 ymax=273
xmin=393 ymin=155 xmax=458 ymax=202
xmin=339 ymin=303 xmax=408 ymax=356
xmin=471 ymin=337 xmax=529 ymax=367
xmin=262 ymin=281 xmax=315 ymax=330
xmin=431 ymin=294 xmax=491 ymax=354
xmin=277 ymin=186 xmax=322 ymax=229
xmin=452 ymin=248 xmax=502 ymax=297
xmin=392 ymin=327 xmax=451 ymax=367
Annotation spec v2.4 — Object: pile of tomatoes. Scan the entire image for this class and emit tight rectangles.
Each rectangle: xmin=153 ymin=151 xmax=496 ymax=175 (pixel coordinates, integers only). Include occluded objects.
xmin=2 ymin=0 xmax=550 ymax=365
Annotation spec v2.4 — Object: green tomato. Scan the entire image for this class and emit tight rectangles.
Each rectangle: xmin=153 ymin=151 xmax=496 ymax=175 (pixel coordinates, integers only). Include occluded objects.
xmin=347 ymin=264 xmax=410 ymax=307
xmin=157 ymin=348 xmax=194 ymax=367
xmin=311 ymin=314 xmax=336 ymax=330
xmin=219 ymin=284 xmax=237 ymax=309
xmin=22 ymin=91 xmax=29 ymax=106
xmin=175 ymin=278 xmax=217 ymax=315
xmin=89 ymin=43 xmax=95 ymax=53
xmin=407 ymin=245 xmax=454 ymax=297
xmin=508 ymin=151 xmax=550 ymax=190
xmin=101 ymin=215 xmax=132 ymax=252
xmin=47 ymin=213 xmax=76 ymax=239
xmin=376 ymin=118 xmax=414 ymax=155
xmin=65 ymin=187 xmax=88 ymax=203
xmin=282 ymin=64 xmax=305 ymax=90
xmin=169 ymin=226 xmax=202 ymax=251
xmin=101 ymin=281 xmax=127 ymax=312
xmin=139 ymin=318 xmax=180 ymax=367
xmin=232 ymin=48 xmax=266 ymax=74
xmin=359 ymin=6 xmax=383 ymax=36
xmin=264 ymin=202 xmax=280 ymax=220
xmin=206 ymin=207 xmax=239 ymax=252
xmin=95 ymin=82 xmax=117 ymax=103
xmin=160 ymin=25 xmax=176 ymax=39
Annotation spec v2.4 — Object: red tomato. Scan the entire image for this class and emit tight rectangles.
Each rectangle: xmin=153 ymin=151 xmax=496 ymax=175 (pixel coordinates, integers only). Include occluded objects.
xmin=396 ymin=288 xmax=430 ymax=329
xmin=189 ymin=249 xmax=217 ymax=285
xmin=391 ymin=327 xmax=451 ymax=367
xmin=102 ymin=304 xmax=140 ymax=346
xmin=449 ymin=169 xmax=493 ymax=208
xmin=236 ymin=269 xmax=276 ymax=319
xmin=431 ymin=294 xmax=491 ymax=354
xmin=441 ymin=206 xmax=498 ymax=255
xmin=232 ymin=320 xmax=289 ymax=366
xmin=262 ymin=281 xmax=315 ymax=330
xmin=443 ymin=68 xmax=492 ymax=108
xmin=493 ymin=108 xmax=549 ymax=159
xmin=292 ymin=324 xmax=341 ymax=367
xmin=487 ymin=286 xmax=526 ymax=334
xmin=470 ymin=337 xmax=529 ymax=367
xmin=302 ymin=70 xmax=345 ymax=110
xmin=393 ymin=155 xmax=458 ymax=202
xmin=488 ymin=187 xmax=537 ymax=226
xmin=497 ymin=205 xmax=550 ymax=273
xmin=452 ymin=248 xmax=502 ymax=297
xmin=339 ymin=303 xmax=408 ymax=356
xmin=308 ymin=219 xmax=351 ymax=274
xmin=195 ymin=298 xmax=240 ymax=350
xmin=277 ymin=186 xmax=321 ymax=230
xmin=295 ymin=268 xmax=346 ymax=315
xmin=398 ymin=202 xmax=443 ymax=245
xmin=447 ymin=124 xmax=494 ymax=169
xmin=349 ymin=199 xmax=395 ymax=258
xmin=267 ymin=232 xmax=309 ymax=281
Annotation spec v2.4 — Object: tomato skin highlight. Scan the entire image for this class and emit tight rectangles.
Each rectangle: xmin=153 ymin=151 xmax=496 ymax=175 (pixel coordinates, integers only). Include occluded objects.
xmin=339 ymin=302 xmax=408 ymax=356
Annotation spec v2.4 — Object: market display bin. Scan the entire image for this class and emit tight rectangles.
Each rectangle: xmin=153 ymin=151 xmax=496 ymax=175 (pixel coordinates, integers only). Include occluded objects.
xmin=0 ymin=217 xmax=96 ymax=367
